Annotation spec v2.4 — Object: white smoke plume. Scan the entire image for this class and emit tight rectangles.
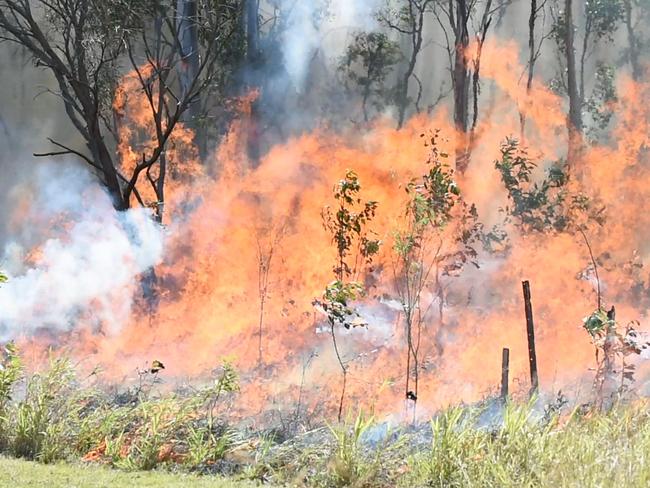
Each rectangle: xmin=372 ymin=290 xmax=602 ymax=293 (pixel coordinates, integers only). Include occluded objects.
xmin=279 ymin=0 xmax=381 ymax=91
xmin=0 ymin=162 xmax=164 ymax=338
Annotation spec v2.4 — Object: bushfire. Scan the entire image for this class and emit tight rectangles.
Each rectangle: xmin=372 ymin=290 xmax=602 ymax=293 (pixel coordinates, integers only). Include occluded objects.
xmin=3 ymin=38 xmax=650 ymax=422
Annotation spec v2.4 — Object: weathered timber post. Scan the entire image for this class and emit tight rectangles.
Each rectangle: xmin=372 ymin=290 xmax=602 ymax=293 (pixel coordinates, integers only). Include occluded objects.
xmin=501 ymin=347 xmax=510 ymax=401
xmin=522 ymin=280 xmax=539 ymax=395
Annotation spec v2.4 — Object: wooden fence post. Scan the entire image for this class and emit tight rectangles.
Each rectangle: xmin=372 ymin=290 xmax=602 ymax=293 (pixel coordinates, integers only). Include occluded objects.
xmin=522 ymin=280 xmax=539 ymax=395
xmin=501 ymin=347 xmax=510 ymax=401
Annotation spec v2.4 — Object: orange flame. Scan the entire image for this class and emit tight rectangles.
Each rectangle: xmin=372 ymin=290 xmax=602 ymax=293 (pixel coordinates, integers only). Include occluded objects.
xmin=13 ymin=39 xmax=650 ymax=420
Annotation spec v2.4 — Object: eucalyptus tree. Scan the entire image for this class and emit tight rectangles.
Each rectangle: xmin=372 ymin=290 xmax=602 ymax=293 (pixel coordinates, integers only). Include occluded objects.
xmin=340 ymin=31 xmax=401 ymax=122
xmin=379 ymin=0 xmax=435 ymax=129
xmin=622 ymin=0 xmax=650 ymax=81
xmin=0 ymin=0 xmax=238 ymax=217
xmin=551 ymin=0 xmax=624 ymax=163
xmin=431 ymin=0 xmax=498 ymax=174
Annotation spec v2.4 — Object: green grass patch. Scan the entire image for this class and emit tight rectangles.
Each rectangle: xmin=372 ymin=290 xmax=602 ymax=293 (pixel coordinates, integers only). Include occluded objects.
xmin=0 ymin=456 xmax=259 ymax=487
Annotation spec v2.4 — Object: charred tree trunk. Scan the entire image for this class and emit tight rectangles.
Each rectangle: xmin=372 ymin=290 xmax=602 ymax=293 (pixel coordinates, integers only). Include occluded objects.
xmin=86 ymin=112 xmax=125 ymax=209
xmin=395 ymin=1 xmax=427 ymax=129
xmin=397 ymin=19 xmax=423 ymax=128
xmin=177 ymin=0 xmax=200 ymax=115
xmin=469 ymin=0 xmax=493 ymax=152
xmin=246 ymin=0 xmax=260 ymax=64
xmin=579 ymin=5 xmax=590 ymax=115
xmin=564 ymin=0 xmax=583 ymax=166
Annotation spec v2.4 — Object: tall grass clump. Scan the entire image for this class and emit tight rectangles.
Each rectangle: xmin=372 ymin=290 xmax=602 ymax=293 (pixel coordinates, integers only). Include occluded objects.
xmin=0 ymin=350 xmax=241 ymax=470
xmin=327 ymin=412 xmax=379 ymax=487
xmin=3 ymin=340 xmax=650 ymax=487
xmin=10 ymin=356 xmax=82 ymax=463
xmin=0 ymin=343 xmax=22 ymax=451
xmin=412 ymin=406 xmax=488 ymax=486
xmin=402 ymin=400 xmax=650 ymax=488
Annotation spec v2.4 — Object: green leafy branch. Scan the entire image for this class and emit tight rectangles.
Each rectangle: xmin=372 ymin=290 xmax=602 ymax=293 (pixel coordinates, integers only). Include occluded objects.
xmin=495 ymin=137 xmax=604 ymax=237
xmin=318 ymin=170 xmax=381 ymax=421
xmin=583 ymin=308 xmax=649 ymax=404
xmin=393 ymin=130 xmax=481 ymax=417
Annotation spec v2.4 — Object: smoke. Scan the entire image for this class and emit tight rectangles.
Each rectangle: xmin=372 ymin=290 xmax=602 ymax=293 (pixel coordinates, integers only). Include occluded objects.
xmin=0 ymin=162 xmax=163 ymax=338
xmin=280 ymin=2 xmax=319 ymax=90
xmin=279 ymin=0 xmax=381 ymax=91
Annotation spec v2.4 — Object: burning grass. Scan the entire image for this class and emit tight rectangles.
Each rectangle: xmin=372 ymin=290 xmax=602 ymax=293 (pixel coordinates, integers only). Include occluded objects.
xmin=2 ymin=347 xmax=650 ymax=487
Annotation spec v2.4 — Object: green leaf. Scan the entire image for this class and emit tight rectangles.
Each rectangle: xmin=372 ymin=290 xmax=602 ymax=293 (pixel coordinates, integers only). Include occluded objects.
xmin=582 ymin=309 xmax=611 ymax=337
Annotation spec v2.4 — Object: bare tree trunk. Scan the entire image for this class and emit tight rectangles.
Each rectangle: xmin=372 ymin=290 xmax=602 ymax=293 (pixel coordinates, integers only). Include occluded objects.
xmin=469 ymin=0 xmax=493 ymax=153
xmin=87 ymin=120 xmax=125 ymax=209
xmin=246 ymin=0 xmax=259 ymax=63
xmin=453 ymin=0 xmax=471 ymax=174
xmin=177 ymin=0 xmax=200 ymax=113
xmin=519 ymin=0 xmax=538 ymax=139
xmin=578 ymin=6 xmax=592 ymax=113
xmin=396 ymin=43 xmax=421 ymax=129
xmin=396 ymin=1 xmax=426 ymax=129
xmin=176 ymin=0 xmax=204 ymax=157
xmin=362 ymin=78 xmax=372 ymax=122
xmin=623 ymin=0 xmax=641 ymax=81
xmin=245 ymin=0 xmax=261 ymax=166
xmin=564 ymin=0 xmax=583 ymax=166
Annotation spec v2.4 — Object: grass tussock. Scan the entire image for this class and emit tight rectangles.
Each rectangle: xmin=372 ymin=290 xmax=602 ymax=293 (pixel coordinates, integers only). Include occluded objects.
xmin=238 ymin=401 xmax=650 ymax=487
xmin=0 ymin=348 xmax=240 ymax=470
xmin=400 ymin=401 xmax=650 ymax=488
xmin=2 ymin=347 xmax=650 ymax=487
